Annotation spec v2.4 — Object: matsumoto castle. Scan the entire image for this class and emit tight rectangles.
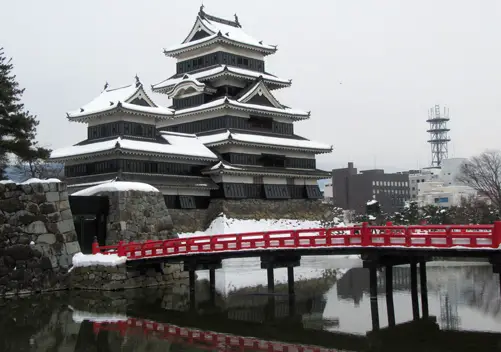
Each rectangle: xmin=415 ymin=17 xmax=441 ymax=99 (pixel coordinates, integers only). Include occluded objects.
xmin=50 ymin=6 xmax=332 ymax=209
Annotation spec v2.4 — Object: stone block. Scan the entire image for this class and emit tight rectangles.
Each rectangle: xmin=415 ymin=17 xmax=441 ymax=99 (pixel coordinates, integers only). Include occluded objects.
xmin=39 ymin=202 xmax=57 ymax=214
xmin=37 ymin=233 xmax=56 ymax=245
xmin=25 ymin=221 xmax=47 ymax=234
xmin=56 ymin=219 xmax=74 ymax=234
xmin=62 ymin=231 xmax=77 ymax=242
xmin=45 ymin=192 xmax=60 ymax=203
xmin=25 ymin=202 xmax=39 ymax=214
xmin=59 ymin=191 xmax=68 ymax=200
xmin=63 ymin=241 xmax=81 ymax=256
xmin=47 ymin=212 xmax=61 ymax=223
xmin=60 ymin=209 xmax=73 ymax=221
xmin=0 ymin=198 xmax=24 ymax=213
xmin=58 ymin=200 xmax=70 ymax=211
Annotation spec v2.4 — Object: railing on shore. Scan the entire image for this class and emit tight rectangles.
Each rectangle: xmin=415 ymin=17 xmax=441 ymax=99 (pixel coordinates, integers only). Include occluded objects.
xmin=93 ymin=318 xmax=339 ymax=352
xmin=91 ymin=222 xmax=501 ymax=260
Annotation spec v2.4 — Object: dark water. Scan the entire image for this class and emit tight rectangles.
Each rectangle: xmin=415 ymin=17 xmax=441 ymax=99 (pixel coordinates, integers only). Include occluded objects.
xmin=1 ymin=256 xmax=501 ymax=351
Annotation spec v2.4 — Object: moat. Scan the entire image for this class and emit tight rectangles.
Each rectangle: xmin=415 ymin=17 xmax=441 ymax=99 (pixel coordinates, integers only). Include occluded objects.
xmin=1 ymin=256 xmax=501 ymax=351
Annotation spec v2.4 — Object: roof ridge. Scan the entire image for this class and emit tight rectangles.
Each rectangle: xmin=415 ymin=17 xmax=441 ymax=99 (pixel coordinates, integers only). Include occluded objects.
xmin=106 ymin=84 xmax=134 ymax=92
xmin=199 ymin=5 xmax=241 ymax=28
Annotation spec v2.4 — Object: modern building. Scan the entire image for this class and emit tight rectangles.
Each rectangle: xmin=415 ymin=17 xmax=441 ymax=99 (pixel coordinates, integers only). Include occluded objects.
xmin=323 ymin=181 xmax=333 ymax=201
xmin=408 ymin=168 xmax=441 ymax=200
xmin=50 ymin=6 xmax=332 ymax=209
xmin=412 ymin=157 xmax=477 ymax=208
xmin=331 ymin=162 xmax=410 ymax=214
xmin=416 ymin=182 xmax=477 ymax=208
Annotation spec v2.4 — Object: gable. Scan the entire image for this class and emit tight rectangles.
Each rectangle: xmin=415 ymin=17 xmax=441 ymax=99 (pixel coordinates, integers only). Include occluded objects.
xmin=238 ymin=80 xmax=282 ymax=109
xmin=125 ymin=86 xmax=157 ymax=107
xmin=129 ymin=97 xmax=150 ymax=107
xmin=246 ymin=94 xmax=275 ymax=107
xmin=191 ymin=29 xmax=212 ymax=42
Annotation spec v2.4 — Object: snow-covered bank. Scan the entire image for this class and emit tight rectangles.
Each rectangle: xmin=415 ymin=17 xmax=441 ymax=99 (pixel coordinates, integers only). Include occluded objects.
xmin=178 ymin=215 xmax=345 ymax=238
xmin=69 ymin=306 xmax=128 ymax=323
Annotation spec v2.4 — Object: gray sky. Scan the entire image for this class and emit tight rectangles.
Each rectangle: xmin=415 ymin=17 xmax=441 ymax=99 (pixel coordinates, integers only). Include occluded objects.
xmin=2 ymin=0 xmax=501 ymax=172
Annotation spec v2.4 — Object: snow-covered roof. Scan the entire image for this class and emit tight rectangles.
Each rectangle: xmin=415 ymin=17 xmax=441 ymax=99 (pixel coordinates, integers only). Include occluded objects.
xmin=163 ymin=8 xmax=277 ymax=57
xmin=72 ymin=181 xmax=160 ymax=196
xmin=50 ymin=132 xmax=218 ymax=161
xmin=198 ymin=130 xmax=332 ymax=153
xmin=203 ymin=162 xmax=330 ymax=179
xmin=66 ymin=80 xmax=173 ymax=122
xmin=152 ymin=65 xmax=290 ymax=92
xmin=210 ymin=161 xmax=243 ymax=170
xmin=165 ymin=74 xmax=216 ymax=99
xmin=173 ymin=97 xmax=310 ymax=120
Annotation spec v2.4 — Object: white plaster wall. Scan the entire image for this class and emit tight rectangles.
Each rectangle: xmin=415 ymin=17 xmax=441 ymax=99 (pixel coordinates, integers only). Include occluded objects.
xmin=263 ymin=177 xmax=286 ymax=184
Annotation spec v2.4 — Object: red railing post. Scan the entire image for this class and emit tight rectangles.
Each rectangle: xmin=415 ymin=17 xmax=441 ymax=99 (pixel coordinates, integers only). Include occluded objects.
xmin=117 ymin=240 xmax=125 ymax=256
xmin=92 ymin=236 xmax=99 ymax=254
xmin=385 ymin=221 xmax=393 ymax=246
xmin=445 ymin=227 xmax=452 ymax=247
xmin=492 ymin=221 xmax=501 ymax=248
xmin=361 ymin=222 xmax=370 ymax=246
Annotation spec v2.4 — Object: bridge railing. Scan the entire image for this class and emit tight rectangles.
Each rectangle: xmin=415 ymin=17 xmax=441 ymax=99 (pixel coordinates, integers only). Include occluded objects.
xmin=91 ymin=222 xmax=501 ymax=259
xmin=93 ymin=318 xmax=338 ymax=352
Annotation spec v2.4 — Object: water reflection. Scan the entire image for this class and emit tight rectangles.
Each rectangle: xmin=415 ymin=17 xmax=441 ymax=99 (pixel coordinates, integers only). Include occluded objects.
xmin=1 ymin=259 xmax=501 ymax=351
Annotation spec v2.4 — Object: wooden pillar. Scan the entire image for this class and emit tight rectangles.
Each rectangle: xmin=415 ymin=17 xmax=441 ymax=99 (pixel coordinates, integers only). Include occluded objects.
xmin=209 ymin=268 xmax=216 ymax=306
xmin=267 ymin=266 xmax=275 ymax=320
xmin=385 ymin=266 xmax=395 ymax=327
xmin=410 ymin=262 xmax=420 ymax=320
xmin=369 ymin=265 xmax=380 ymax=331
xmin=287 ymin=266 xmax=296 ymax=316
xmin=420 ymin=261 xmax=429 ymax=318
xmin=189 ymin=269 xmax=196 ymax=310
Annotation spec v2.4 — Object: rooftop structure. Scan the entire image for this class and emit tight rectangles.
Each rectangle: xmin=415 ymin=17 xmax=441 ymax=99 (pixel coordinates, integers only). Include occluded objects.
xmin=427 ymin=105 xmax=451 ymax=167
xmin=50 ymin=7 xmax=331 ymax=208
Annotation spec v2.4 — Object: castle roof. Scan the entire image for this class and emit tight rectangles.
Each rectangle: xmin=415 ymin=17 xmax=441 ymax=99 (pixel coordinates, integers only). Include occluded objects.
xmin=66 ymin=79 xmax=173 ymax=123
xmin=172 ymin=97 xmax=310 ymax=121
xmin=50 ymin=132 xmax=218 ymax=162
xmin=163 ymin=7 xmax=277 ymax=57
xmin=198 ymin=130 xmax=332 ymax=154
xmin=152 ymin=65 xmax=291 ymax=93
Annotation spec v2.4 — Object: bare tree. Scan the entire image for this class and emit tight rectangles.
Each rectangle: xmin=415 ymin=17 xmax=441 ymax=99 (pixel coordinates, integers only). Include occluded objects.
xmin=12 ymin=156 xmax=64 ymax=182
xmin=457 ymin=150 xmax=501 ymax=214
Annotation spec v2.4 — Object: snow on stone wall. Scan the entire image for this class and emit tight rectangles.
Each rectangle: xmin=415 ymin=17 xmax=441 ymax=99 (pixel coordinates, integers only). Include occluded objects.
xmin=0 ymin=181 xmax=80 ymax=296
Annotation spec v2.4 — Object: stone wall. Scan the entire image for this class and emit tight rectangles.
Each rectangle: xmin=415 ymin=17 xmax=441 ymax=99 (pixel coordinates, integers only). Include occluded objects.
xmin=169 ymin=199 xmax=335 ymax=234
xmin=70 ymin=263 xmax=188 ymax=291
xmin=104 ymin=190 xmax=174 ymax=244
xmin=169 ymin=209 xmax=209 ymax=233
xmin=0 ymin=181 xmax=80 ymax=296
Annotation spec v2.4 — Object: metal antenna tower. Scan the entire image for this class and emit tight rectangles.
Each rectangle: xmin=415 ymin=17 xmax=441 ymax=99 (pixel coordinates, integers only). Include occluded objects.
xmin=427 ymin=104 xmax=451 ymax=167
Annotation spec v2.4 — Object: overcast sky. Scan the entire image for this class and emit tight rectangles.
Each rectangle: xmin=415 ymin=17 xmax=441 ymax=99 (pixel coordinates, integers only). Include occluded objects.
xmin=2 ymin=0 xmax=501 ymax=172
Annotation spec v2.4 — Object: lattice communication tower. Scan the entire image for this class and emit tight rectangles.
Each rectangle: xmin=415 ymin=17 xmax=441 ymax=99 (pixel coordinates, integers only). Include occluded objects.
xmin=427 ymin=104 xmax=451 ymax=167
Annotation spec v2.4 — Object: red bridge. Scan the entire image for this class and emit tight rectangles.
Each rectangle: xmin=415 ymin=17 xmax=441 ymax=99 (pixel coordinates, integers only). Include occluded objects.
xmin=93 ymin=318 xmax=339 ymax=352
xmin=92 ymin=222 xmax=501 ymax=262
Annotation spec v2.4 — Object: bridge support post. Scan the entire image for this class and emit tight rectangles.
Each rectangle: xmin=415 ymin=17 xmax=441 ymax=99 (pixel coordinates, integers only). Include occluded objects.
xmin=189 ymin=269 xmax=196 ymax=310
xmin=369 ymin=264 xmax=380 ymax=331
xmin=420 ymin=261 xmax=429 ymax=318
xmin=385 ymin=265 xmax=395 ymax=327
xmin=287 ymin=266 xmax=296 ymax=317
xmin=267 ymin=267 xmax=275 ymax=320
xmin=410 ymin=262 xmax=420 ymax=320
xmin=209 ymin=268 xmax=216 ymax=306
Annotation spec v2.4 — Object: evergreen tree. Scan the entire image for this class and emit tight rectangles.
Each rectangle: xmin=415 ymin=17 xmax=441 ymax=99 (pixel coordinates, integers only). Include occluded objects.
xmin=0 ymin=48 xmax=50 ymax=178
xmin=401 ymin=201 xmax=420 ymax=224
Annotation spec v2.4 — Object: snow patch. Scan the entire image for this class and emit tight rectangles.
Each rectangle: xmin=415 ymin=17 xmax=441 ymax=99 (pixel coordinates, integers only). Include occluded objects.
xmin=366 ymin=200 xmax=378 ymax=205
xmin=69 ymin=306 xmax=128 ymax=323
xmin=72 ymin=181 xmax=159 ymax=196
xmin=0 ymin=178 xmax=61 ymax=185
xmin=72 ymin=252 xmax=127 ymax=267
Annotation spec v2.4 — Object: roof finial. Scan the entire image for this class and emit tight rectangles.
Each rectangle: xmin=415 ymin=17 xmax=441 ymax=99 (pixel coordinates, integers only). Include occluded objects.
xmin=104 ymin=81 xmax=109 ymax=90
xmin=234 ymin=13 xmax=240 ymax=27
xmin=135 ymin=74 xmax=141 ymax=88
xmin=199 ymin=4 xmax=205 ymax=17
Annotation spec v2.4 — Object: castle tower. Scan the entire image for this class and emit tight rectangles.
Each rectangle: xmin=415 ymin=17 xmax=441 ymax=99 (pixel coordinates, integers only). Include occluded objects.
xmin=154 ymin=6 xmax=332 ymax=200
